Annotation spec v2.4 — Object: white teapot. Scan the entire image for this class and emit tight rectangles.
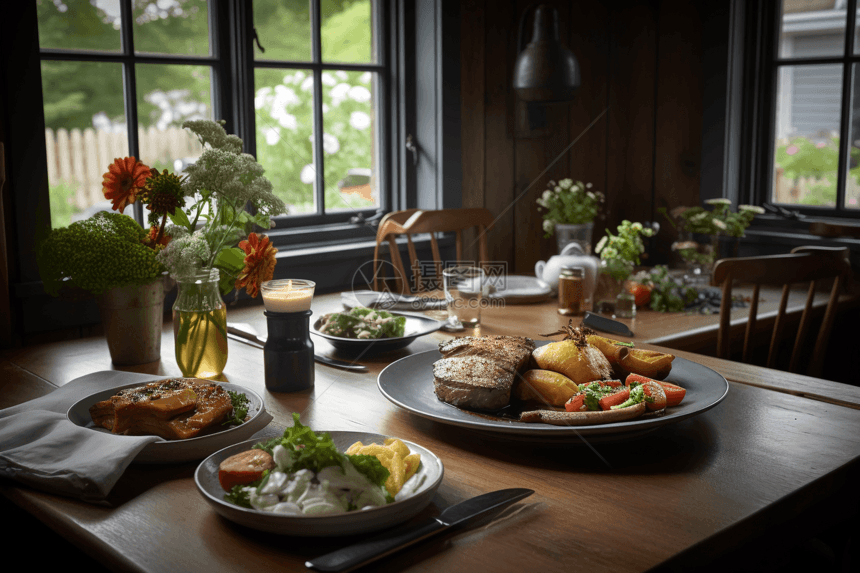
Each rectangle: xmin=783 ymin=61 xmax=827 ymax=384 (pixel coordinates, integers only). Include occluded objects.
xmin=535 ymin=243 xmax=599 ymax=308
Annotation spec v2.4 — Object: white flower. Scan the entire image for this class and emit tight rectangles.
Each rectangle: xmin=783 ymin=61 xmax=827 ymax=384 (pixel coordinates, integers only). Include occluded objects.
xmin=349 ymin=111 xmax=371 ymax=130
xmin=739 ymin=204 xmax=765 ymax=214
xmin=335 ymin=70 xmax=348 ymax=80
xmin=554 ymin=186 xmax=562 ymax=193
xmin=300 ymin=76 xmax=314 ymax=92
xmin=542 ymin=219 xmax=554 ymax=233
xmin=706 ymin=198 xmax=732 ymax=205
xmin=360 ymin=72 xmax=371 ymax=84
xmin=263 ymin=126 xmax=280 ymax=145
xmin=586 ymin=182 xmax=593 ymax=189
xmin=595 ymin=236 xmax=608 ymax=254
xmin=586 ymin=191 xmax=596 ymax=200
xmin=348 ymin=86 xmax=371 ymax=102
xmin=322 ymin=133 xmax=340 ymax=154
xmin=156 ymin=231 xmax=211 ymax=279
xmin=321 ymin=72 xmax=337 ymax=86
xmin=254 ymin=87 xmax=272 ymax=109
xmin=330 ymin=83 xmax=351 ymax=105
xmin=300 ymin=164 xmax=316 ymax=184
xmin=559 ymin=178 xmax=573 ymax=190
xmin=631 ymin=222 xmax=643 ymax=231
xmin=278 ymin=113 xmax=298 ymax=130
xmin=541 ymin=190 xmax=552 ymax=202
xmin=712 ymin=219 xmax=727 ymax=230
xmin=182 ymin=119 xmax=242 ymax=153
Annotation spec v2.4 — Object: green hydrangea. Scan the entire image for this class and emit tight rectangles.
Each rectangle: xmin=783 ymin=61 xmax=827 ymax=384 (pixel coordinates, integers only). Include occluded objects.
xmin=38 ymin=212 xmax=165 ymax=296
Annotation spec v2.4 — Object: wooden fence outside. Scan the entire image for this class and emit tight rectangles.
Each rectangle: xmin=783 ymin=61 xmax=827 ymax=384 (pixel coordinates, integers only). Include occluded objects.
xmin=45 ymin=126 xmax=203 ymax=210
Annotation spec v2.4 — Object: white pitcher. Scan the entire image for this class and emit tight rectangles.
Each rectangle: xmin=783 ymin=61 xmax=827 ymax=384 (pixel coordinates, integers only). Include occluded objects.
xmin=535 ymin=243 xmax=599 ymax=311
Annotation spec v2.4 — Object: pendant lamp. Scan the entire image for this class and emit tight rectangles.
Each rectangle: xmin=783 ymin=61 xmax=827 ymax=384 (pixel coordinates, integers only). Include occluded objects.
xmin=513 ymin=4 xmax=581 ymax=102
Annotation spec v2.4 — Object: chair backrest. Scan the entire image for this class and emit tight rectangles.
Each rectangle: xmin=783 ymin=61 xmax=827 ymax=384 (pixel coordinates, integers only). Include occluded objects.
xmin=711 ymin=245 xmax=851 ymax=377
xmin=372 ymin=208 xmax=494 ymax=294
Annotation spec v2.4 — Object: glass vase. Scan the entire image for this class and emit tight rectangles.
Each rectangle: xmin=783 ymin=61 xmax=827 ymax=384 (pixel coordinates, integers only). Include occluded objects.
xmin=597 ymin=259 xmax=636 ymax=318
xmin=172 ymin=268 xmax=228 ymax=379
xmin=672 ymin=230 xmax=714 ymax=286
xmin=554 ymin=222 xmax=594 ymax=255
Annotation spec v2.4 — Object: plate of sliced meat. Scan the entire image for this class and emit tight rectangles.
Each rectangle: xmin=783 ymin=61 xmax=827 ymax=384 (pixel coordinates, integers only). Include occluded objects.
xmin=67 ymin=378 xmax=272 ymax=463
xmin=377 ymin=337 xmax=728 ymax=443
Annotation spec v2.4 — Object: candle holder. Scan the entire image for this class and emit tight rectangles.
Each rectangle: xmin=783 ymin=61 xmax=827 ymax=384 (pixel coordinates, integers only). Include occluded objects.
xmin=264 ymin=310 xmax=314 ymax=392
xmin=261 ymin=279 xmax=316 ymax=392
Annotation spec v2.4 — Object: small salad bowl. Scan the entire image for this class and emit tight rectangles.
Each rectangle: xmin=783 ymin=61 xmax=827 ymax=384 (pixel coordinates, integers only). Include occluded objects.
xmin=311 ymin=311 xmax=443 ymax=355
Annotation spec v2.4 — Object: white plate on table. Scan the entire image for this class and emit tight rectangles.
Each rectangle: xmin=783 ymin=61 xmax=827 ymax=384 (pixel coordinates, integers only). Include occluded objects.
xmin=66 ymin=380 xmax=271 ymax=464
xmin=377 ymin=342 xmax=729 ymax=443
xmin=485 ymin=275 xmax=552 ymax=303
xmin=194 ymin=432 xmax=444 ymax=536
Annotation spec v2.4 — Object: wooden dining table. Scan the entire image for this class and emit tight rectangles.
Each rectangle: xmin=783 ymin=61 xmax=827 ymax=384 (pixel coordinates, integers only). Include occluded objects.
xmin=2 ymin=290 xmax=860 ymax=572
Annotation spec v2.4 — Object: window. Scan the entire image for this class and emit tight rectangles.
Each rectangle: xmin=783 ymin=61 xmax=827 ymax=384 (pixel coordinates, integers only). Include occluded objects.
xmin=755 ymin=0 xmax=860 ymax=215
xmin=251 ymin=0 xmax=386 ymax=225
xmin=36 ymin=0 xmax=217 ymax=230
xmin=34 ymin=0 xmax=389 ymax=232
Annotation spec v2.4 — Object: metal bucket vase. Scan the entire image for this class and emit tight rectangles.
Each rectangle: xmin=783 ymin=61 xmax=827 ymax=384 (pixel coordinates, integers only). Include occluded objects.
xmin=97 ymin=278 xmax=165 ymax=365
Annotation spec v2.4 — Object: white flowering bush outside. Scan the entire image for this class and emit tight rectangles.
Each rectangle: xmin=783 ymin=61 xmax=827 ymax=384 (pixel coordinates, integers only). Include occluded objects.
xmin=254 ymin=68 xmax=376 ymax=214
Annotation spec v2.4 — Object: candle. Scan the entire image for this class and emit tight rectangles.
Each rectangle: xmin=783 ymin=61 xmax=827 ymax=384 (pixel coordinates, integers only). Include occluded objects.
xmin=261 ymin=279 xmax=315 ymax=313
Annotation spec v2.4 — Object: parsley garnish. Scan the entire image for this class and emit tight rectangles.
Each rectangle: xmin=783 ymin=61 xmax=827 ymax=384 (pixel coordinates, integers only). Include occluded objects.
xmin=223 ymin=390 xmax=250 ymax=426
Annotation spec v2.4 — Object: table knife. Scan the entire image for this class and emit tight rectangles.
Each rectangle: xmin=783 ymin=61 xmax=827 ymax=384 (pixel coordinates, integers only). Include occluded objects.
xmin=225 ymin=326 xmax=367 ymax=372
xmin=305 ymin=488 xmax=534 ymax=572
xmin=582 ymin=311 xmax=634 ymax=337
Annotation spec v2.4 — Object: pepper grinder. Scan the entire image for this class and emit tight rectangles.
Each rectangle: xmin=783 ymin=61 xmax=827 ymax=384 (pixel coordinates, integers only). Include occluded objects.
xmin=263 ymin=310 xmax=314 ymax=392
xmin=260 ymin=279 xmax=316 ymax=392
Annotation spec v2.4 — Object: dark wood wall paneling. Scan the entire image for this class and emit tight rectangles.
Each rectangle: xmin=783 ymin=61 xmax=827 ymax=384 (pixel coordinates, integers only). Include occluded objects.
xmin=460 ymin=0 xmax=705 ymax=274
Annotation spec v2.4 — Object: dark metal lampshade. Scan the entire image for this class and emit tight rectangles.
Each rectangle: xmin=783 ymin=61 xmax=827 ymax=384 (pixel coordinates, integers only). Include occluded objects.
xmin=513 ymin=4 xmax=581 ymax=102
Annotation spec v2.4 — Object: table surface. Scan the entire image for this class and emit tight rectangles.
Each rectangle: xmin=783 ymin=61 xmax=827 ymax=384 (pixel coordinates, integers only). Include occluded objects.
xmin=2 ymin=290 xmax=860 ymax=572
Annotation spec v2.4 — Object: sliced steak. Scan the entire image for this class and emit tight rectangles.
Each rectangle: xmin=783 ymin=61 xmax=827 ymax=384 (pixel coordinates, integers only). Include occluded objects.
xmin=433 ymin=355 xmax=516 ymax=410
xmin=438 ymin=336 xmax=535 ymax=372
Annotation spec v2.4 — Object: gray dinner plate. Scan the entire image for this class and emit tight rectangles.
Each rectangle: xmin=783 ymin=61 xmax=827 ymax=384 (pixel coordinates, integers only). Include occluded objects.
xmin=194 ymin=432 xmax=444 ymax=536
xmin=67 ymin=380 xmax=272 ymax=464
xmin=312 ymin=312 xmax=443 ymax=354
xmin=377 ymin=342 xmax=729 ymax=442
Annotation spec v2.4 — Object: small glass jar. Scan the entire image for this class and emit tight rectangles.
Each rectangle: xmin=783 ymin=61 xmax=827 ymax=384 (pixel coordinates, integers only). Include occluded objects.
xmin=172 ymin=268 xmax=228 ymax=379
xmin=558 ymin=265 xmax=585 ymax=316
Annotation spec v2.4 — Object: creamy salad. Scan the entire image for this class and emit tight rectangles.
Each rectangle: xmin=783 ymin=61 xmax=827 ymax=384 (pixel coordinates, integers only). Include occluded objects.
xmin=318 ymin=307 xmax=406 ymax=339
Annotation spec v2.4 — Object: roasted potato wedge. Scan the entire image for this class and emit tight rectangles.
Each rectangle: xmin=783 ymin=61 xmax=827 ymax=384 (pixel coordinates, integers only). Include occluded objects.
xmin=531 ymin=339 xmax=613 ymax=384
xmin=514 ymin=369 xmax=580 ymax=407
xmin=587 ymin=334 xmax=674 ymax=380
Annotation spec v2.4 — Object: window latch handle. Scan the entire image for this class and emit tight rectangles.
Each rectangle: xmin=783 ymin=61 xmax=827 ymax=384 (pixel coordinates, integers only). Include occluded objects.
xmin=406 ymin=134 xmax=418 ymax=166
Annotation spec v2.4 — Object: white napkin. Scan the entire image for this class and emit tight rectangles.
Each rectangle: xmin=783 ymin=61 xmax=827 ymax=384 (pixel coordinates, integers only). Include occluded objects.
xmin=0 ymin=371 xmax=269 ymax=503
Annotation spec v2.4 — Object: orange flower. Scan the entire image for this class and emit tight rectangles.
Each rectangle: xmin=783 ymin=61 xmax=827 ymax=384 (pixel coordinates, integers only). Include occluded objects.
xmin=102 ymin=157 xmax=150 ymax=213
xmin=142 ymin=225 xmax=171 ymax=249
xmin=235 ymin=233 xmax=278 ymax=298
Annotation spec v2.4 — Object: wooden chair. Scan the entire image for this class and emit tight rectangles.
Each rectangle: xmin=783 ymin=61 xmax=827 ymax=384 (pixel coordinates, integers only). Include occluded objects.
xmin=711 ymin=245 xmax=851 ymax=377
xmin=372 ymin=208 xmax=493 ymax=294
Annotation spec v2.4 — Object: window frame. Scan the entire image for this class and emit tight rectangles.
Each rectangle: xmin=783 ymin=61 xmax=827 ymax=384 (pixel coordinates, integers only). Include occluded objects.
xmin=747 ymin=0 xmax=860 ymax=220
xmin=36 ymin=0 xmax=229 ymax=231
xmin=244 ymin=0 xmax=391 ymax=234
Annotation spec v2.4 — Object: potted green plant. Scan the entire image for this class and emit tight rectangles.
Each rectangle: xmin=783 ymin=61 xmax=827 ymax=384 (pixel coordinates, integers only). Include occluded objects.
xmin=663 ymin=199 xmax=764 ymax=284
xmin=595 ymin=220 xmax=655 ymax=318
xmin=37 ymin=211 xmax=170 ymax=365
xmin=536 ymin=178 xmax=604 ymax=254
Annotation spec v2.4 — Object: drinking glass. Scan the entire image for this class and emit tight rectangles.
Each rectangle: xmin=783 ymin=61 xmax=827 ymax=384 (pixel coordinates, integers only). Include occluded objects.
xmin=443 ymin=266 xmax=485 ymax=327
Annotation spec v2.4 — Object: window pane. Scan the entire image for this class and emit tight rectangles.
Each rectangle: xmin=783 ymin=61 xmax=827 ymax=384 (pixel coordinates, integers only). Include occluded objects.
xmin=133 ymin=0 xmax=211 ymax=56
xmin=254 ymin=0 xmax=311 ymax=62
xmin=37 ymin=0 xmax=122 ymax=52
xmin=41 ymin=60 xmax=127 ymax=229
xmin=254 ymin=68 xmax=317 ymax=214
xmin=323 ymin=70 xmax=378 ymax=211
xmin=846 ymin=64 xmax=860 ymax=210
xmin=778 ymin=0 xmax=846 ymax=59
xmin=136 ymin=64 xmax=212 ymax=173
xmin=321 ymin=0 xmax=373 ymax=64
xmin=772 ymin=64 xmax=842 ymax=207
